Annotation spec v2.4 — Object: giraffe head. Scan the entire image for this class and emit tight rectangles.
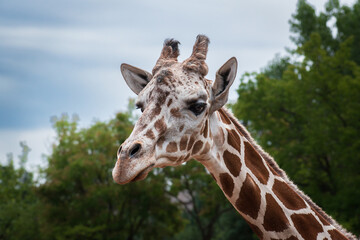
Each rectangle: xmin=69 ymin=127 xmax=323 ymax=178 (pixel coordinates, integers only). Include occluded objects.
xmin=113 ymin=35 xmax=237 ymax=184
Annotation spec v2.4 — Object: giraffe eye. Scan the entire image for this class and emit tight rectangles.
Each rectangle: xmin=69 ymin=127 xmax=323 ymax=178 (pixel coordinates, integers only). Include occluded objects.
xmin=189 ymin=102 xmax=207 ymax=116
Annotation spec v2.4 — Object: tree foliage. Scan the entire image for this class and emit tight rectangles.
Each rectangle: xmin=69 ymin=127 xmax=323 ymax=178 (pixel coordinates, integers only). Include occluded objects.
xmin=2 ymin=1 xmax=360 ymax=238
xmin=162 ymin=161 xmax=256 ymax=240
xmin=0 ymin=111 xmax=257 ymax=240
xmin=37 ymin=113 xmax=184 ymax=240
xmin=233 ymin=0 xmax=360 ymax=234
xmin=0 ymin=143 xmax=40 ymax=240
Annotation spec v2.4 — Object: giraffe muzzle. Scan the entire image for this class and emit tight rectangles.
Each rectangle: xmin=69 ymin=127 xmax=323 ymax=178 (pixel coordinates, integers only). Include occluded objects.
xmin=113 ymin=140 xmax=156 ymax=184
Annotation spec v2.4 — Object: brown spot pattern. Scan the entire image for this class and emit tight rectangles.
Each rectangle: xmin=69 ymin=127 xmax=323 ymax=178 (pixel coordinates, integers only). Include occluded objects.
xmin=273 ymin=237 xmax=298 ymax=240
xmin=218 ymin=109 xmax=231 ymax=124
xmin=167 ymin=155 xmax=178 ymax=161
xmin=156 ymin=89 xmax=170 ymax=104
xmin=244 ymin=142 xmax=269 ymax=184
xmin=203 ymin=120 xmax=208 ymax=138
xmin=286 ymin=237 xmax=299 ymax=240
xmin=166 ymin=141 xmax=178 ymax=153
xmin=192 ymin=140 xmax=203 ymax=155
xmin=291 ymin=214 xmax=323 ymax=240
xmin=145 ymin=129 xmax=155 ymax=140
xmin=156 ymin=70 xmax=173 ymax=84
xmin=157 ymin=136 xmax=165 ymax=149
xmin=136 ymin=122 xmax=147 ymax=132
xmin=167 ymin=98 xmax=173 ymax=107
xmin=179 ymin=125 xmax=184 ymax=132
xmin=176 ymin=155 xmax=184 ymax=162
xmin=328 ymin=229 xmax=348 ymax=240
xmin=170 ymin=108 xmax=181 ymax=118
xmin=314 ymin=210 xmax=330 ymax=226
xmin=219 ymin=173 xmax=234 ymax=197
xmin=187 ymin=134 xmax=195 ymax=151
xmin=263 ymin=194 xmax=289 ymax=232
xmin=268 ymin=164 xmax=280 ymax=176
xmin=154 ymin=117 xmax=167 ymax=134
xmin=149 ymin=107 xmax=161 ymax=119
xmin=235 ymin=174 xmax=261 ymax=219
xmin=227 ymin=128 xmax=240 ymax=152
xmin=180 ymin=136 xmax=188 ymax=151
xmin=272 ymin=179 xmax=307 ymax=210
xmin=223 ymin=150 xmax=241 ymax=177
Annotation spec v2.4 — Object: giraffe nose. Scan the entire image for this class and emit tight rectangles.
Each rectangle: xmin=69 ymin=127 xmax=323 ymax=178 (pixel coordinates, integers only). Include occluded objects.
xmin=128 ymin=143 xmax=142 ymax=158
xmin=117 ymin=145 xmax=122 ymax=156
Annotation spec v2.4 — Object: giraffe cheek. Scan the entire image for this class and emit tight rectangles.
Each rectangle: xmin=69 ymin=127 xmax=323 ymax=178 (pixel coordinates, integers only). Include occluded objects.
xmin=166 ymin=141 xmax=178 ymax=153
xmin=156 ymin=136 xmax=165 ymax=150
xmin=154 ymin=117 xmax=167 ymax=135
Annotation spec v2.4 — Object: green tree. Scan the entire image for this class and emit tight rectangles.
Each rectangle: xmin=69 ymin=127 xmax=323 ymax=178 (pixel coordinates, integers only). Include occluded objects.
xmin=37 ymin=113 xmax=184 ymax=240
xmin=163 ymin=161 xmax=257 ymax=240
xmin=233 ymin=0 xmax=360 ymax=234
xmin=0 ymin=142 xmax=40 ymax=240
xmin=164 ymin=161 xmax=231 ymax=240
xmin=290 ymin=0 xmax=360 ymax=64
xmin=214 ymin=210 xmax=257 ymax=240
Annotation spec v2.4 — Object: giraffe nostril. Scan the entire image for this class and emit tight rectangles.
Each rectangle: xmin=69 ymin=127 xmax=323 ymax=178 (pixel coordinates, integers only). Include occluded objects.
xmin=129 ymin=143 xmax=142 ymax=158
xmin=117 ymin=146 xmax=123 ymax=156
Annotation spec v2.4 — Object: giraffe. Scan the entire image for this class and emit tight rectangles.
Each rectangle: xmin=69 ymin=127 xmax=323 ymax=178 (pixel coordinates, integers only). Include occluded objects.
xmin=112 ymin=35 xmax=357 ymax=240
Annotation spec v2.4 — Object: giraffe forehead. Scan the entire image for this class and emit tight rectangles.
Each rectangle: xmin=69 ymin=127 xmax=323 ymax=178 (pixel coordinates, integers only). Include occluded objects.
xmin=161 ymin=68 xmax=208 ymax=91
xmin=141 ymin=68 xmax=210 ymax=105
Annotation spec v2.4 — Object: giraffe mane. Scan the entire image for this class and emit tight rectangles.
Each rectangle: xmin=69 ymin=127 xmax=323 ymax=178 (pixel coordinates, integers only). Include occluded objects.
xmin=219 ymin=107 xmax=357 ymax=240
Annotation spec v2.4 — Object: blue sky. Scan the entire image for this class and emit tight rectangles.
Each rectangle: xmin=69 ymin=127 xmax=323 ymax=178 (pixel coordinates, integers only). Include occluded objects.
xmin=0 ymin=0 xmax=356 ymax=171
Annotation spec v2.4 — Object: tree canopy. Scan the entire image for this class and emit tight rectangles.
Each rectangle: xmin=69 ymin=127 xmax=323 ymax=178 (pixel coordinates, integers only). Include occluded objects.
xmin=37 ymin=113 xmax=185 ymax=240
xmin=232 ymin=0 xmax=360 ymax=234
xmin=1 ymin=0 xmax=359 ymax=238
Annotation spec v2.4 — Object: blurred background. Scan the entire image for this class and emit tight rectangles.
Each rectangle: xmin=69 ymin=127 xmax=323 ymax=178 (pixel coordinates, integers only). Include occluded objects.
xmin=1 ymin=0 xmax=359 ymax=239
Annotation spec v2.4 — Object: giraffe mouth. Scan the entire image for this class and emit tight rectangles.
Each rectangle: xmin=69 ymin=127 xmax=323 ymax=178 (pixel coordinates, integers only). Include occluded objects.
xmin=131 ymin=163 xmax=155 ymax=182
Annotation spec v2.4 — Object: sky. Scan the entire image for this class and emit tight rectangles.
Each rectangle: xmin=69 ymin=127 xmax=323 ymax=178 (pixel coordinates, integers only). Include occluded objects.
xmin=0 ymin=0 xmax=356 ymax=172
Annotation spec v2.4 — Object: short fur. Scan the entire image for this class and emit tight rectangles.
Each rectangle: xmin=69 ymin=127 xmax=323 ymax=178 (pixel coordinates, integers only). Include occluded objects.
xmin=220 ymin=107 xmax=357 ymax=240
xmin=116 ymin=35 xmax=358 ymax=240
xmin=183 ymin=34 xmax=209 ymax=76
xmin=153 ymin=39 xmax=181 ymax=75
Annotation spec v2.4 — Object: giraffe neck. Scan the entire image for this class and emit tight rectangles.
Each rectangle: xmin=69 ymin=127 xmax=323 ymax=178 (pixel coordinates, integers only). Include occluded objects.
xmin=198 ymin=108 xmax=353 ymax=240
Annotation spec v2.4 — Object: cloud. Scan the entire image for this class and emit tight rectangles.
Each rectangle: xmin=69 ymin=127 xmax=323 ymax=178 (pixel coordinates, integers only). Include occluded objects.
xmin=0 ymin=75 xmax=19 ymax=94
xmin=0 ymin=0 xmax=357 ymax=169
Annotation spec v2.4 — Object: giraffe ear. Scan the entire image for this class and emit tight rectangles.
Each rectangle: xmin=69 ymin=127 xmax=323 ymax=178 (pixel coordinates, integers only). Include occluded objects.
xmin=209 ymin=57 xmax=238 ymax=114
xmin=120 ymin=63 xmax=153 ymax=95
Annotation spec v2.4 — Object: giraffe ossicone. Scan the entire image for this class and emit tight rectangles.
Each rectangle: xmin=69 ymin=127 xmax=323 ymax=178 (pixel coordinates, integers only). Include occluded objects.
xmin=112 ymin=35 xmax=356 ymax=240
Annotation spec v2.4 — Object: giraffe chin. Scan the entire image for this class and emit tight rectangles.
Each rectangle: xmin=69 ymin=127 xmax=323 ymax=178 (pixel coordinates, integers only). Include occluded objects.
xmin=113 ymin=162 xmax=155 ymax=185
xmin=130 ymin=163 xmax=155 ymax=183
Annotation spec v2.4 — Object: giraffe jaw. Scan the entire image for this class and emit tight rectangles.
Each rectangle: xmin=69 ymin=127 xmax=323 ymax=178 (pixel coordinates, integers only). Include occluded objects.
xmin=130 ymin=163 xmax=155 ymax=182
